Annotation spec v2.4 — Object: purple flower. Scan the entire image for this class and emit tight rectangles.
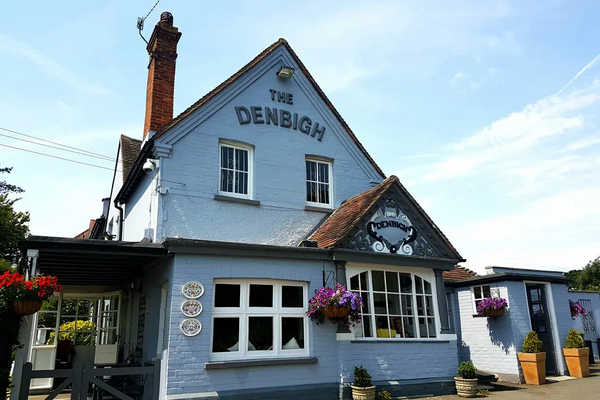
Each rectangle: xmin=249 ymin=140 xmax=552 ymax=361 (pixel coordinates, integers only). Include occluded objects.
xmin=307 ymin=283 xmax=363 ymax=327
xmin=476 ymin=296 xmax=508 ymax=315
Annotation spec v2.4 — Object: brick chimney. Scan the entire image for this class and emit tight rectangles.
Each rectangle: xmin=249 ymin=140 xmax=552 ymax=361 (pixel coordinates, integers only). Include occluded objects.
xmin=143 ymin=11 xmax=182 ymax=139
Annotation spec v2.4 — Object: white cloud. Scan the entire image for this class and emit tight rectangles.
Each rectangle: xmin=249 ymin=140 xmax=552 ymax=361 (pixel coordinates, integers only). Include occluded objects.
xmin=451 ymin=72 xmax=469 ymax=86
xmin=563 ymin=135 xmax=600 ymax=151
xmin=0 ymin=34 xmax=111 ymax=95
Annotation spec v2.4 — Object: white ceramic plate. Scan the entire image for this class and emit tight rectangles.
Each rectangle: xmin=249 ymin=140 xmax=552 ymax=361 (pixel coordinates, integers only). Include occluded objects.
xmin=181 ymin=299 xmax=203 ymax=317
xmin=182 ymin=281 xmax=204 ymax=299
xmin=180 ymin=318 xmax=202 ymax=336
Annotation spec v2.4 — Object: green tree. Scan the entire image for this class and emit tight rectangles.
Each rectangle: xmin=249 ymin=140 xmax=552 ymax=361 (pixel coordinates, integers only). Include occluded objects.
xmin=566 ymin=257 xmax=600 ymax=291
xmin=0 ymin=166 xmax=23 ymax=195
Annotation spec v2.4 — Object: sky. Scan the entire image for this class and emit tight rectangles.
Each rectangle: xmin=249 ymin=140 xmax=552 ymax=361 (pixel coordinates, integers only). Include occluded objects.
xmin=1 ymin=0 xmax=599 ymax=274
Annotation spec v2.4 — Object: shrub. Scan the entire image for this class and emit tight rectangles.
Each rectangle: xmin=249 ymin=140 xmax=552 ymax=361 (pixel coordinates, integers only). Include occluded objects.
xmin=457 ymin=361 xmax=477 ymax=379
xmin=354 ymin=365 xmax=372 ymax=387
xmin=565 ymin=329 xmax=585 ymax=349
xmin=522 ymin=331 xmax=544 ymax=353
xmin=377 ymin=389 xmax=392 ymax=399
xmin=47 ymin=320 xmax=96 ymax=346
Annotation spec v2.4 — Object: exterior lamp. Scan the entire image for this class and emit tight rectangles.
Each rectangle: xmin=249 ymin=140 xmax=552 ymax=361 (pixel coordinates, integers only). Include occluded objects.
xmin=276 ymin=66 xmax=295 ymax=79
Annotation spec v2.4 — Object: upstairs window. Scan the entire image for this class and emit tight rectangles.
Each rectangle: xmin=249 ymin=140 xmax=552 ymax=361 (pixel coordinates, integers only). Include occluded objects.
xmin=472 ymin=285 xmax=491 ymax=311
xmin=219 ymin=142 xmax=252 ymax=199
xmin=306 ymin=159 xmax=332 ymax=207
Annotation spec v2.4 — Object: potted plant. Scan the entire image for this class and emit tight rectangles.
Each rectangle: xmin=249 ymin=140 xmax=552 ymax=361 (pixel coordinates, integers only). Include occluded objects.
xmin=455 ymin=361 xmax=478 ymax=398
xmin=476 ymin=296 xmax=508 ymax=318
xmin=563 ymin=329 xmax=589 ymax=378
xmin=0 ymin=271 xmax=61 ymax=316
xmin=307 ymin=283 xmax=363 ymax=327
xmin=569 ymin=300 xmax=587 ymax=319
xmin=377 ymin=389 xmax=392 ymax=399
xmin=351 ymin=365 xmax=376 ymax=400
xmin=518 ymin=331 xmax=546 ymax=385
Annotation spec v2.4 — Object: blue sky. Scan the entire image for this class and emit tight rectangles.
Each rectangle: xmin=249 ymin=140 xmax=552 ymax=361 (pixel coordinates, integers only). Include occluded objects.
xmin=1 ymin=0 xmax=599 ymax=273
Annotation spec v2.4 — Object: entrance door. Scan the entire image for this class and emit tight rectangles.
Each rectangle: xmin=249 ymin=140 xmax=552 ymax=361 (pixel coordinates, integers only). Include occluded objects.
xmin=30 ymin=296 xmax=61 ymax=390
xmin=526 ymin=284 xmax=556 ymax=374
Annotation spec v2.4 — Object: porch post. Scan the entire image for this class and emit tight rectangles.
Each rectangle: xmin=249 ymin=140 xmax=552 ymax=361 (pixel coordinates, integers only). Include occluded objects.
xmin=334 ymin=261 xmax=351 ymax=334
xmin=434 ymin=269 xmax=451 ymax=334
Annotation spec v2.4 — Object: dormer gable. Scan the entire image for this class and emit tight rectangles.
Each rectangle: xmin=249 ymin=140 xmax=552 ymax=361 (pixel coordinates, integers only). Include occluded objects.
xmin=310 ymin=176 xmax=464 ymax=261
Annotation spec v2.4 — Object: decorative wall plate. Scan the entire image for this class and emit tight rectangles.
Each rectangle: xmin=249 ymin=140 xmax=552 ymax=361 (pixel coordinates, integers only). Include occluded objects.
xmin=180 ymin=319 xmax=202 ymax=337
xmin=181 ymin=299 xmax=202 ymax=317
xmin=182 ymin=281 xmax=204 ymax=299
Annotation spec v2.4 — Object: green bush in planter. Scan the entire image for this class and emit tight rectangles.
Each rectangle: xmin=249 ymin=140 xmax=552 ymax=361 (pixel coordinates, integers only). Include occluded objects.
xmin=565 ymin=329 xmax=585 ymax=349
xmin=354 ymin=365 xmax=372 ymax=387
xmin=522 ymin=331 xmax=544 ymax=353
xmin=457 ymin=361 xmax=477 ymax=379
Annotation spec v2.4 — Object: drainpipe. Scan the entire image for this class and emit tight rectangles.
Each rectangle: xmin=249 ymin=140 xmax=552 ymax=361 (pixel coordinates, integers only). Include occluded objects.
xmin=114 ymin=201 xmax=124 ymax=241
xmin=109 ymin=142 xmax=125 ymax=241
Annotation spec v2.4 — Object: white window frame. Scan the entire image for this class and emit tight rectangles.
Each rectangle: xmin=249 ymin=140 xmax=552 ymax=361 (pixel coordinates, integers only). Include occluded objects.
xmin=210 ymin=279 xmax=309 ymax=361
xmin=157 ymin=282 xmax=169 ymax=356
xmin=471 ymin=284 xmax=493 ymax=313
xmin=305 ymin=158 xmax=333 ymax=208
xmin=347 ymin=265 xmax=440 ymax=341
xmin=218 ymin=142 xmax=253 ymax=199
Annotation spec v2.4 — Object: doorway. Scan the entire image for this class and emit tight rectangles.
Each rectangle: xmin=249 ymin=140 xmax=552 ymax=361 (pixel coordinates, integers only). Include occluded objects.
xmin=526 ymin=283 xmax=557 ymax=374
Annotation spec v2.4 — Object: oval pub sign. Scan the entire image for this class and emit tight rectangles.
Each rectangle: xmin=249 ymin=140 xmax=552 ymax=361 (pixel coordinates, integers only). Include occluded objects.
xmin=367 ymin=215 xmax=417 ymax=254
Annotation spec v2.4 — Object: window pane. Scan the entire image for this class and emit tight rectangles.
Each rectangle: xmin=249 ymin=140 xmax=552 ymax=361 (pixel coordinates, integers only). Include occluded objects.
xmin=427 ymin=318 xmax=436 ymax=338
xmin=306 ymin=182 xmax=317 ymax=202
xmin=360 ymin=272 xmax=368 ymax=291
xmin=249 ymin=284 xmax=273 ymax=307
xmin=363 ymin=315 xmax=373 ymax=338
xmin=212 ymin=318 xmax=239 ymax=352
xmin=350 ymin=275 xmax=359 ymax=291
xmin=400 ymin=274 xmax=412 ymax=293
xmin=415 ymin=276 xmax=423 ymax=294
xmin=226 ymin=170 xmax=234 ymax=192
xmin=419 ymin=317 xmax=428 ymax=338
xmin=423 ymin=280 xmax=432 ymax=295
xmin=281 ymin=317 xmax=304 ymax=349
xmin=221 ymin=146 xmax=229 ymax=168
xmin=318 ymin=183 xmax=329 ymax=204
xmin=282 ymin=286 xmax=303 ymax=308
xmin=235 ymin=149 xmax=248 ymax=172
xmin=401 ymin=295 xmax=413 ymax=315
xmin=373 ymin=293 xmax=387 ymax=314
xmin=387 ymin=294 xmax=400 ymax=315
xmin=235 ymin=171 xmax=248 ymax=195
xmin=403 ymin=317 xmax=415 ymax=338
xmin=416 ymin=296 xmax=425 ymax=316
xmin=425 ymin=296 xmax=434 ymax=316
xmin=360 ymin=292 xmax=370 ymax=313
xmin=391 ymin=317 xmax=404 ymax=338
xmin=318 ymin=162 xmax=329 ymax=183
xmin=386 ymin=272 xmax=399 ymax=293
xmin=474 ymin=286 xmax=482 ymax=299
xmin=306 ymin=160 xmax=317 ymax=181
xmin=248 ymin=317 xmax=273 ymax=351
xmin=376 ymin=316 xmax=391 ymax=338
xmin=372 ymin=271 xmax=385 ymax=292
xmin=215 ymin=284 xmax=240 ymax=307
xmin=482 ymin=285 xmax=491 ymax=298
xmin=220 ymin=170 xmax=228 ymax=192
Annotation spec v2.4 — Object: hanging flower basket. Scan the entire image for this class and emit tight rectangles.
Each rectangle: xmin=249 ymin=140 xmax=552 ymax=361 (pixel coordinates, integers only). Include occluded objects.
xmin=480 ymin=307 xmax=505 ymax=318
xmin=476 ymin=296 xmax=508 ymax=318
xmin=321 ymin=305 xmax=350 ymax=318
xmin=307 ymin=283 xmax=363 ymax=327
xmin=12 ymin=299 xmax=43 ymax=316
xmin=569 ymin=300 xmax=586 ymax=319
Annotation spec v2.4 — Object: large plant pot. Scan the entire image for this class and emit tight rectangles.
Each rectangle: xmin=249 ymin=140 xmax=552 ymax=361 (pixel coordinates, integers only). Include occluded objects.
xmin=12 ymin=300 xmax=43 ymax=316
xmin=454 ymin=377 xmax=478 ymax=398
xmin=322 ymin=306 xmax=349 ymax=318
xmin=518 ymin=352 xmax=546 ymax=385
xmin=563 ymin=348 xmax=590 ymax=378
xmin=351 ymin=385 xmax=376 ymax=400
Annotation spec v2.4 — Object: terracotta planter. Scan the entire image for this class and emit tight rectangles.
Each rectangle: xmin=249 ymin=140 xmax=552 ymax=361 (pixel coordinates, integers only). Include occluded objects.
xmin=479 ymin=308 xmax=505 ymax=318
xmin=350 ymin=385 xmax=376 ymax=400
xmin=518 ymin=352 xmax=546 ymax=385
xmin=322 ymin=306 xmax=349 ymax=318
xmin=454 ymin=377 xmax=478 ymax=398
xmin=12 ymin=300 xmax=43 ymax=316
xmin=563 ymin=348 xmax=590 ymax=378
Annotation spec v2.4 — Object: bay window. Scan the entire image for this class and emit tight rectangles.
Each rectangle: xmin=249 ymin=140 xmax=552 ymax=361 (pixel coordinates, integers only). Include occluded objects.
xmin=349 ymin=270 xmax=437 ymax=339
xmin=211 ymin=280 xmax=308 ymax=360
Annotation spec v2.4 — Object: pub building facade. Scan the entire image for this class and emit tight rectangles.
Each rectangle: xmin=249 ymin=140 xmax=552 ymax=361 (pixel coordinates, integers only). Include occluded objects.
xmin=16 ymin=12 xmax=466 ymax=400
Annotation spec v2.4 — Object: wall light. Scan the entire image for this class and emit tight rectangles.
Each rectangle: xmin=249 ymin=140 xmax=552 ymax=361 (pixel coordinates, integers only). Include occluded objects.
xmin=276 ymin=66 xmax=295 ymax=79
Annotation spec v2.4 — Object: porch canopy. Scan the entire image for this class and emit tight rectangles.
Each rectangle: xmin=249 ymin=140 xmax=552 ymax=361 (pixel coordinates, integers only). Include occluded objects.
xmin=20 ymin=236 xmax=169 ymax=290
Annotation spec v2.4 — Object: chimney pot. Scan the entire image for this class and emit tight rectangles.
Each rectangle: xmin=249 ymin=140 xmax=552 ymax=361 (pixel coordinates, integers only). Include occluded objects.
xmin=159 ymin=11 xmax=174 ymax=27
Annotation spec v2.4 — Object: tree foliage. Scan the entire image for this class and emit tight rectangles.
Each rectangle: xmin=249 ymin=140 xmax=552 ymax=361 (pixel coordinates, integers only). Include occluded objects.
xmin=0 ymin=167 xmax=23 ymax=195
xmin=566 ymin=257 xmax=600 ymax=291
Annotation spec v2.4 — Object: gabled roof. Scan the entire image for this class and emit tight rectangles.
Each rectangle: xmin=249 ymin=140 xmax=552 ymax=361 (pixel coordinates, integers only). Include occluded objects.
xmin=152 ymin=38 xmax=385 ymax=179
xmin=309 ymin=175 xmax=464 ymax=261
xmin=120 ymin=135 xmax=142 ymax=181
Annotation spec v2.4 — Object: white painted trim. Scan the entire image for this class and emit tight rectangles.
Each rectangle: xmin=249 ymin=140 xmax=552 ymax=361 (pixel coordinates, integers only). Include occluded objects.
xmin=168 ymin=392 xmax=219 ymax=400
xmin=157 ymin=282 xmax=169 ymax=357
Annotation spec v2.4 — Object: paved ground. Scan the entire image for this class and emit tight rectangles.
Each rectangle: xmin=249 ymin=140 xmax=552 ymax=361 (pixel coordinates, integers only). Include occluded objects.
xmin=418 ymin=365 xmax=600 ymax=400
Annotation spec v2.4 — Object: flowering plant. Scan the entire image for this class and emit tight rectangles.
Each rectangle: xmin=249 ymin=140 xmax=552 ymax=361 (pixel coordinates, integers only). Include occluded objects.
xmin=307 ymin=283 xmax=363 ymax=327
xmin=569 ymin=300 xmax=587 ymax=318
xmin=476 ymin=296 xmax=508 ymax=315
xmin=0 ymin=271 xmax=61 ymax=301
